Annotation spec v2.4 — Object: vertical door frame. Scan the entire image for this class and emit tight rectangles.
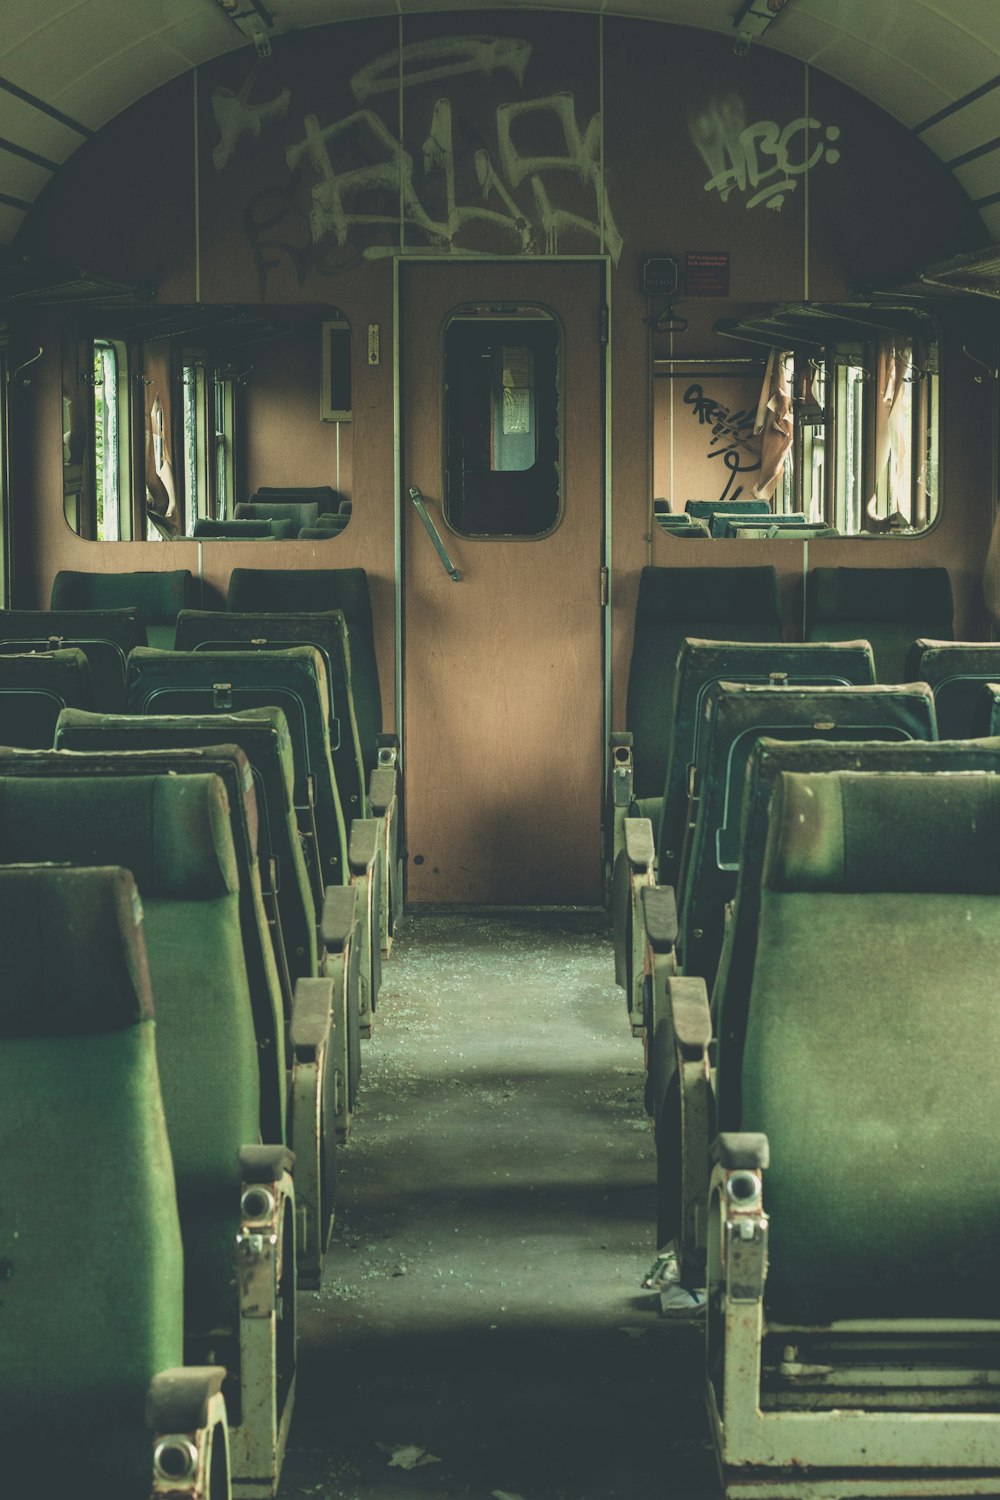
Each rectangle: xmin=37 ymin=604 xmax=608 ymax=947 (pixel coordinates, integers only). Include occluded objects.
xmin=392 ymin=252 xmax=614 ymax=893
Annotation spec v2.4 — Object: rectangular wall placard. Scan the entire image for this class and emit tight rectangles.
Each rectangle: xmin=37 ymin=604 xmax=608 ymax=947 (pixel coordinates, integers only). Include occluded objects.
xmin=685 ymin=251 xmax=731 ymax=297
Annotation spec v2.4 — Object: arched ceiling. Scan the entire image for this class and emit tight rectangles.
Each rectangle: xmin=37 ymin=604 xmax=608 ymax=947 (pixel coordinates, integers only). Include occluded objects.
xmin=0 ymin=0 xmax=998 ymax=257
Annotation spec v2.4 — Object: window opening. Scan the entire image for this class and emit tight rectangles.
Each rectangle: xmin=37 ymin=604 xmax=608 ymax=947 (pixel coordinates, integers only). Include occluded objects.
xmin=652 ymin=307 xmax=940 ymax=538
xmin=443 ymin=309 xmax=561 ymax=538
xmin=93 ymin=339 xmax=127 ymax=541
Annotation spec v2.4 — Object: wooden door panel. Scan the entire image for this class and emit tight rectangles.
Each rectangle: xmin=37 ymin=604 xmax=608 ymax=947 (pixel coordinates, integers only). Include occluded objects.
xmin=402 ymin=261 xmax=604 ymax=905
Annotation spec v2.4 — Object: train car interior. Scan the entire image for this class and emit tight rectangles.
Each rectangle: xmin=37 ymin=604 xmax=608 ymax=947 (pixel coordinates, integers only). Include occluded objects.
xmin=3 ymin=2 xmax=1000 ymax=1496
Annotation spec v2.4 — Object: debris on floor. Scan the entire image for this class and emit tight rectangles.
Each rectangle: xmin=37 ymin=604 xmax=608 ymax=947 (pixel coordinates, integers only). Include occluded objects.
xmin=376 ymin=1442 xmax=441 ymax=1470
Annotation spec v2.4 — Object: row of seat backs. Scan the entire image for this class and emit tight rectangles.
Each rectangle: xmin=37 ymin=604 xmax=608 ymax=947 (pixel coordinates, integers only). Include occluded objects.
xmin=0 ymin=624 xmax=364 ymax=828
xmin=627 ymin=565 xmax=955 ymax=797
xmin=40 ymin=565 xmax=383 ymax=762
xmin=714 ymin=747 xmax=1000 ymax=1325
xmin=0 ymin=861 xmax=195 ymax=1491
xmin=126 ymin=644 xmax=349 ymax=887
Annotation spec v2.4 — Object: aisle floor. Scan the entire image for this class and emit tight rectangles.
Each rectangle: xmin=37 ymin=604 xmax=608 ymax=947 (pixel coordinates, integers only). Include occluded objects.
xmin=279 ymin=912 xmax=719 ymax=1500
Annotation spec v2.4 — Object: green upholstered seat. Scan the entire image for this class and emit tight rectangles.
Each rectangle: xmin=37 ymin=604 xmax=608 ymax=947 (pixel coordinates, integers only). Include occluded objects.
xmin=174 ymin=608 xmax=366 ymax=822
xmin=987 ymin=682 xmax=1000 ymax=734
xmin=56 ymin=705 xmax=320 ymax=989
xmin=905 ymin=639 xmax=1000 ymax=737
xmin=805 ymin=566 xmax=953 ymax=681
xmin=251 ymin=485 xmax=342 ymax=515
xmin=0 ymin=608 xmax=146 ymax=711
xmin=684 ymin=499 xmax=770 ymax=523
xmin=47 ymin=718 xmax=345 ymax=1272
xmin=299 ymin=517 xmax=350 ymax=538
xmin=50 ymin=570 xmax=200 ymax=650
xmin=654 ymin=512 xmax=710 ymax=536
xmin=625 ymin=566 xmax=784 ymax=801
xmin=0 ymin=863 xmax=197 ymax=1495
xmin=235 ymin=501 xmax=320 ymax=532
xmin=613 ymin=640 xmax=877 ymax=1021
xmin=0 ymin=773 xmax=260 ymax=1345
xmin=0 ymin=742 xmax=287 ymax=1147
xmin=655 ymin=639 xmax=876 ymax=889
xmin=676 ymin=681 xmax=936 ymax=984
xmin=125 ymin=644 xmax=383 ymax=1036
xmin=194 ymin=518 xmax=292 ymax=539
xmin=713 ymin=735 xmax=1000 ymax=1135
xmin=0 ymin=775 xmax=297 ymax=1486
xmin=225 ymin=568 xmax=383 ymax=781
xmin=0 ymin=647 xmax=95 ymax=746
xmin=712 ymin=511 xmax=807 ymax=537
xmin=740 ymin=768 xmax=1000 ymax=1324
xmin=126 ymin=645 xmax=348 ymax=888
xmin=730 ymin=522 xmax=839 ymax=539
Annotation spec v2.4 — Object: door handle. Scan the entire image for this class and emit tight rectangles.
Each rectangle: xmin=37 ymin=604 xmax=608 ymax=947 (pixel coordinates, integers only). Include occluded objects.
xmin=409 ymin=486 xmax=462 ymax=581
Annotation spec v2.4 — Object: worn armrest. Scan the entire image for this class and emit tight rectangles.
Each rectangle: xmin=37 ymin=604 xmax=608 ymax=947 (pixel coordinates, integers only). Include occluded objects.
xmin=641 ymin=884 xmax=677 ymax=952
xmin=715 ymin=1131 xmax=770 ymax=1171
xmin=348 ymin=817 xmax=380 ymax=876
xmin=623 ymin=816 xmax=655 ymax=874
xmin=289 ymin=977 xmax=333 ymax=1059
xmin=146 ymin=1367 xmax=227 ymax=1433
xmin=238 ymin=1144 xmax=295 ymax=1183
xmin=665 ymin=975 xmax=712 ymax=1059
xmin=321 ymin=882 xmax=358 ymax=951
xmin=368 ymin=764 xmax=397 ymax=817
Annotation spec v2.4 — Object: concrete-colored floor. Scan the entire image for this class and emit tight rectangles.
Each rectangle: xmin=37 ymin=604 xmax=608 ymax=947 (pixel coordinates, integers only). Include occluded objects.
xmin=279 ymin=912 xmax=719 ymax=1500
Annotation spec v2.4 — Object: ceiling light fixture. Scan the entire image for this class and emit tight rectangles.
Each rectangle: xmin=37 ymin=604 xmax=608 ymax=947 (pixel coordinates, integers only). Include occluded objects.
xmin=213 ymin=0 xmax=275 ymax=59
xmin=732 ymin=0 xmax=791 ymax=56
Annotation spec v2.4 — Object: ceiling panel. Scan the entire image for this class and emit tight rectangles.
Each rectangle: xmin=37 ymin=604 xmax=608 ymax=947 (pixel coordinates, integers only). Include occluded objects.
xmin=921 ymin=88 xmax=1000 ymax=163
xmin=0 ymin=153 xmax=55 ymax=202
xmin=0 ymin=92 xmax=87 ymax=166
xmin=54 ymin=40 xmax=207 ymax=129
xmin=2 ymin=7 xmax=151 ymax=104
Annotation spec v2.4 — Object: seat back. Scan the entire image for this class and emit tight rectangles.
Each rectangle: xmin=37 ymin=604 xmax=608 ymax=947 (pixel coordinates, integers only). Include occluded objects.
xmin=174 ymin=608 xmax=366 ymax=820
xmin=806 ymin=566 xmax=953 ymax=681
xmin=251 ymin=485 xmax=341 ymax=515
xmin=987 ymin=682 xmax=1000 ymax=734
xmin=0 ymin=742 xmax=285 ymax=1145
xmin=740 ymin=769 xmax=1000 ymax=1324
xmin=654 ymin=513 xmax=710 ymax=536
xmin=677 ymin=681 xmax=937 ymax=983
xmin=126 ymin=645 xmax=348 ymax=886
xmin=194 ymin=518 xmax=291 ymax=540
xmin=0 ymin=608 xmax=146 ymax=711
xmin=656 ymin=639 xmax=875 ymax=887
xmin=684 ymin=499 xmax=770 ymax=522
xmin=225 ymin=568 xmax=382 ymax=776
xmin=235 ymin=500 xmax=320 ymax=532
xmin=906 ymin=639 xmax=1000 ymax=737
xmin=56 ymin=705 xmax=318 ymax=987
xmin=730 ymin=522 xmax=838 ymax=540
xmin=0 ymin=863 xmax=185 ymax=1494
xmin=712 ymin=511 xmax=807 ymax=538
xmin=0 ymin=648 xmax=94 ymax=746
xmin=0 ymin=773 xmax=260 ymax=1338
xmin=50 ymin=570 xmax=199 ymax=649
xmin=626 ymin=566 xmax=783 ymax=799
xmin=715 ymin=734 xmax=1000 ymax=1128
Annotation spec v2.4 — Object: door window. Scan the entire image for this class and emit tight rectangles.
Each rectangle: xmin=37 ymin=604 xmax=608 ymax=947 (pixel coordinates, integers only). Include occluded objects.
xmin=443 ymin=309 xmax=561 ymax=538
